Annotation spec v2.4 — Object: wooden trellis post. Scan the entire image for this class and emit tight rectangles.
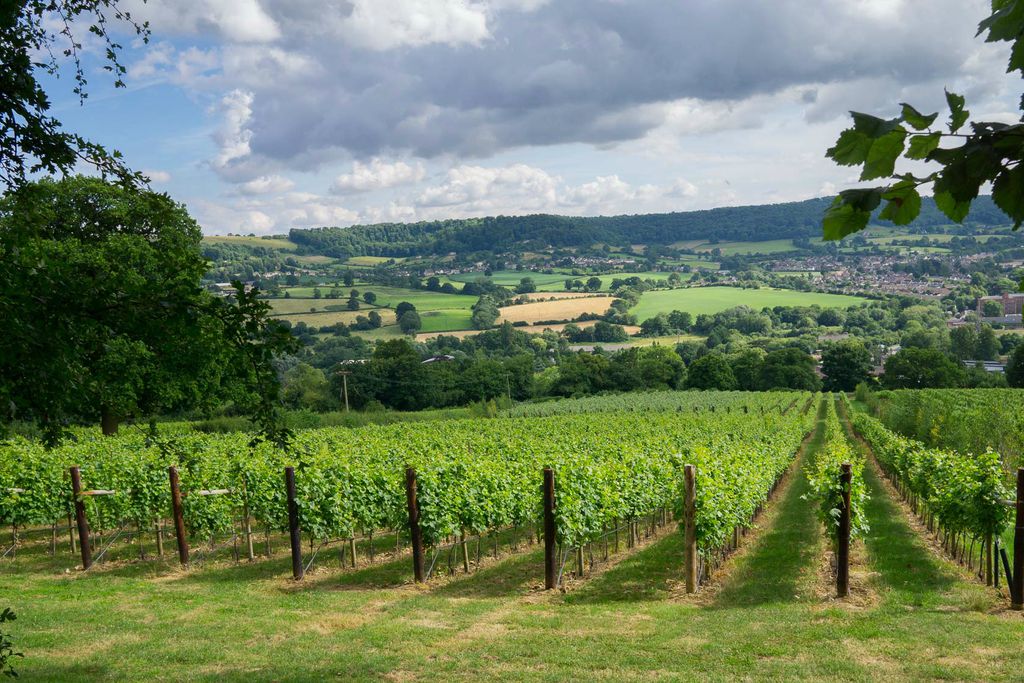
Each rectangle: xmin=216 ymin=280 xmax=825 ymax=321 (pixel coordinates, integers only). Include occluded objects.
xmin=286 ymin=467 xmax=303 ymax=580
xmin=543 ymin=467 xmax=557 ymax=590
xmin=405 ymin=467 xmax=424 ymax=583
xmin=837 ymin=463 xmax=852 ymax=598
xmin=69 ymin=467 xmax=92 ymax=569
xmin=168 ymin=466 xmax=189 ymax=567
xmin=684 ymin=464 xmax=697 ymax=593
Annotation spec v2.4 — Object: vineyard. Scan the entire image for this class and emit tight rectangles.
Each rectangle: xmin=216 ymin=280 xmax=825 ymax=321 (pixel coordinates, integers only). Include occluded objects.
xmin=1 ymin=391 xmax=814 ymax=586
xmin=6 ymin=389 xmax=1024 ymax=680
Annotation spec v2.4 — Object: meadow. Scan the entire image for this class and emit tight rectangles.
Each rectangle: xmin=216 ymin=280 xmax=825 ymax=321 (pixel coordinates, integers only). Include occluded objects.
xmin=629 ymin=287 xmax=870 ymax=321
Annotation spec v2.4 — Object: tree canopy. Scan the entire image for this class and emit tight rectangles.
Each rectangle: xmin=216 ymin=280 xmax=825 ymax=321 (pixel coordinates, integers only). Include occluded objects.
xmin=1 ymin=1 xmax=146 ymax=189
xmin=0 ymin=176 xmax=296 ymax=443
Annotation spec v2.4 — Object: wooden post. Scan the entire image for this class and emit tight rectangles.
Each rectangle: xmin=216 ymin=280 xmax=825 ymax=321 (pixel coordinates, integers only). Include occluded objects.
xmin=684 ymin=464 xmax=697 ymax=593
xmin=1013 ymin=468 xmax=1024 ymax=610
xmin=405 ymin=467 xmax=425 ymax=582
xmin=837 ymin=462 xmax=852 ymax=598
xmin=461 ymin=530 xmax=470 ymax=573
xmin=286 ymin=467 xmax=303 ymax=580
xmin=543 ymin=467 xmax=557 ymax=590
xmin=168 ymin=467 xmax=189 ymax=567
xmin=69 ymin=466 xmax=92 ymax=569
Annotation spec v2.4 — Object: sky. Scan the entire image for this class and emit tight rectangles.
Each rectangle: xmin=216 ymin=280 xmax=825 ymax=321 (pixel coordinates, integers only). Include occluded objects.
xmin=44 ymin=0 xmax=1023 ymax=235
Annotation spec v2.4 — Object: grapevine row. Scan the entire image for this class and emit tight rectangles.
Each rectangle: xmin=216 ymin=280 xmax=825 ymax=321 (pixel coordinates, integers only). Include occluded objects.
xmin=1 ymin=392 xmax=814 ymax=563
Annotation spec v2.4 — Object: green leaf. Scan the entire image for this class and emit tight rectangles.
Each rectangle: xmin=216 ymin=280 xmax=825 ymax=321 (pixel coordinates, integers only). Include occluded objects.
xmin=977 ymin=0 xmax=1024 ymax=45
xmin=992 ymin=164 xmax=1024 ymax=228
xmin=906 ymin=132 xmax=942 ymax=160
xmin=933 ymin=190 xmax=972 ymax=223
xmin=822 ymin=189 xmax=881 ymax=240
xmin=827 ymin=128 xmax=871 ymax=166
xmin=900 ymin=103 xmax=938 ymax=130
xmin=851 ymin=112 xmax=901 ymax=138
xmin=1010 ymin=36 xmax=1024 ymax=75
xmin=945 ymin=90 xmax=969 ymax=133
xmin=861 ymin=130 xmax=907 ymax=180
xmin=879 ymin=182 xmax=922 ymax=225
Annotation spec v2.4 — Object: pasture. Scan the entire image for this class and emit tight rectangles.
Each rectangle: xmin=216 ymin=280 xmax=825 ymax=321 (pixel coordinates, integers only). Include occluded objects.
xmin=629 ymin=287 xmax=869 ymax=321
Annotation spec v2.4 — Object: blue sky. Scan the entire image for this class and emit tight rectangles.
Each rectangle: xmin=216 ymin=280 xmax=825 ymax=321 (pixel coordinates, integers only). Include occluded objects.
xmin=44 ymin=0 xmax=1022 ymax=235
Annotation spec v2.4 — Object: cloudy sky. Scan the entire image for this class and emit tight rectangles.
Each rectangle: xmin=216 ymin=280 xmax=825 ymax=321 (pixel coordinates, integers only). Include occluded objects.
xmin=48 ymin=0 xmax=1021 ymax=234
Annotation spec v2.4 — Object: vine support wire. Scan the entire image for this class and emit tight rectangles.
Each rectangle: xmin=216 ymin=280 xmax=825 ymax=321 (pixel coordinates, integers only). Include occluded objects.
xmin=89 ymin=522 xmax=129 ymax=566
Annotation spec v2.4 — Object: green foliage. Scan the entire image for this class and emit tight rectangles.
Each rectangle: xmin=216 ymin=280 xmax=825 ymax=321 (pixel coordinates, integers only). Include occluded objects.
xmin=872 ymin=388 xmax=1024 ymax=471
xmin=0 ymin=392 xmax=814 ymax=554
xmin=854 ymin=411 xmax=1009 ymax=541
xmin=882 ymin=348 xmax=964 ymax=389
xmin=687 ymin=353 xmax=737 ymax=390
xmin=470 ymin=296 xmax=500 ymax=330
xmin=805 ymin=397 xmax=869 ymax=543
xmin=0 ymin=608 xmax=21 ymax=678
xmin=0 ymin=1 xmax=148 ymax=189
xmin=759 ymin=348 xmax=821 ymax=391
xmin=398 ymin=310 xmax=422 ymax=334
xmin=821 ymin=340 xmax=872 ymax=392
xmin=0 ymin=177 xmax=298 ymax=444
xmin=824 ymin=4 xmax=1024 ymax=236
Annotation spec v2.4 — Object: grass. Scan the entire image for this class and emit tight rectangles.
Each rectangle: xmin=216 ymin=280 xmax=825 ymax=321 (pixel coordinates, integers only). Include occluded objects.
xmin=279 ymin=286 xmax=476 ymax=312
xmin=203 ymin=235 xmax=298 ymax=251
xmin=6 ymin=403 xmax=1024 ymax=681
xmin=630 ymin=286 xmax=869 ymax=321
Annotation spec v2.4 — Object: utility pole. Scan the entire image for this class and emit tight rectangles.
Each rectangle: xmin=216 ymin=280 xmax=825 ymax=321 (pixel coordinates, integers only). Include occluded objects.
xmin=338 ymin=369 xmax=351 ymax=412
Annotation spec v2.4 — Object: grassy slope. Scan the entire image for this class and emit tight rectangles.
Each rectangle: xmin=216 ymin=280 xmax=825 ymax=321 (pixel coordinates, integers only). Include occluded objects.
xmin=7 ymin=406 xmax=1024 ymax=681
xmin=630 ymin=287 xmax=869 ymax=321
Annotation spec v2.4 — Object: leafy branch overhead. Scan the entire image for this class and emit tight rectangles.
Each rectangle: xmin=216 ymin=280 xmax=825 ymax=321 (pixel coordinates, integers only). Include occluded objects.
xmin=1 ymin=1 xmax=150 ymax=190
xmin=824 ymin=0 xmax=1024 ymax=240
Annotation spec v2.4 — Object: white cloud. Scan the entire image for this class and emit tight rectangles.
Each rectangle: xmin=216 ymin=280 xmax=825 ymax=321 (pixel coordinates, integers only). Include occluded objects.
xmin=238 ymin=175 xmax=295 ymax=195
xmin=211 ymin=89 xmax=255 ymax=173
xmin=666 ymin=178 xmax=698 ymax=199
xmin=416 ymin=164 xmax=559 ymax=209
xmin=143 ymin=170 xmax=172 ymax=183
xmin=127 ymin=0 xmax=280 ymax=43
xmin=338 ymin=0 xmax=490 ymax=51
xmin=331 ymin=159 xmax=426 ymax=194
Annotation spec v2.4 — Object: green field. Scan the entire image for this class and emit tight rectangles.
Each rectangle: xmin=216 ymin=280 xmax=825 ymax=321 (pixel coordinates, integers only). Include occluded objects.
xmin=416 ymin=309 xmax=474 ymax=332
xmin=345 ymin=256 xmax=405 ymax=266
xmin=281 ymin=286 xmax=476 ymax=312
xmin=694 ymin=238 xmax=804 ymax=255
xmin=203 ymin=235 xmax=298 ymax=251
xmin=630 ymin=286 xmax=869 ymax=321
xmin=4 ymin=398 xmax=1021 ymax=681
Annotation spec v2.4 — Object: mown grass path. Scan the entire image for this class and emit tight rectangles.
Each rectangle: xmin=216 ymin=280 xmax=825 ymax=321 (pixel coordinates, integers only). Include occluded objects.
xmin=6 ymin=402 xmax=1024 ymax=681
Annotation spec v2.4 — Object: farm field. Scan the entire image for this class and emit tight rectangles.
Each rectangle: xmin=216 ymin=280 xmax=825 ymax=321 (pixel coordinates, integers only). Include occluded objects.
xmin=273 ymin=309 xmax=398 ymax=328
xmin=416 ymin=321 xmax=643 ymax=342
xmin=3 ymin=391 xmax=1023 ymax=681
xmin=203 ymin=235 xmax=298 ymax=251
xmin=629 ymin=286 xmax=870 ymax=321
xmin=496 ymin=297 xmax=614 ymax=324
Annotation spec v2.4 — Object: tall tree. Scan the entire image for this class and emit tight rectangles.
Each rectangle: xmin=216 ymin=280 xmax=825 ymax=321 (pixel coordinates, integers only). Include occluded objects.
xmin=950 ymin=325 xmax=979 ymax=360
xmin=821 ymin=340 xmax=872 ymax=392
xmin=882 ymin=348 xmax=964 ymax=389
xmin=686 ymin=353 xmax=736 ymax=390
xmin=823 ymin=2 xmax=1024 ymax=242
xmin=0 ymin=177 xmax=297 ymax=443
xmin=759 ymin=348 xmax=821 ymax=391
